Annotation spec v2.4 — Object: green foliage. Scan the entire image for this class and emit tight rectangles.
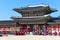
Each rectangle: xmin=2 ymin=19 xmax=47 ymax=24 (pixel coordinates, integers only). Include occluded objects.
xmin=10 ymin=27 xmax=20 ymax=31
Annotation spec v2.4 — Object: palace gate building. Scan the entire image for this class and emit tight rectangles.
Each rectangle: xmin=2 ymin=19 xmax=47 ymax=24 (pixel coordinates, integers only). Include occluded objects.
xmin=0 ymin=4 xmax=60 ymax=35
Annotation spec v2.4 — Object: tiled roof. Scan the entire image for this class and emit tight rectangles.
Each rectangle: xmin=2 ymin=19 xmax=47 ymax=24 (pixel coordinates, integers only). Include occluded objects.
xmin=47 ymin=18 xmax=60 ymax=24
xmin=13 ymin=6 xmax=48 ymax=12
xmin=11 ymin=16 xmax=48 ymax=21
xmin=0 ymin=20 xmax=16 ymax=25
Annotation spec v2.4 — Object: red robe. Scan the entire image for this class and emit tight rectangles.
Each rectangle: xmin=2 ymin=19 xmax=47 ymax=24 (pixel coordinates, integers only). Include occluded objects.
xmin=54 ymin=31 xmax=57 ymax=36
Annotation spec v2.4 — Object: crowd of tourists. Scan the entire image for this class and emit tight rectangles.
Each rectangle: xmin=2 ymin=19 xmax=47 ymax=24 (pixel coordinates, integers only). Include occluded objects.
xmin=19 ymin=29 xmax=59 ymax=36
xmin=18 ymin=25 xmax=60 ymax=36
xmin=1 ymin=25 xmax=60 ymax=36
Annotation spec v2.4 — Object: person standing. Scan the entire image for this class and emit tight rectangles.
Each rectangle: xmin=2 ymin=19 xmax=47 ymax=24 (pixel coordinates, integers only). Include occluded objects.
xmin=1 ymin=27 xmax=5 ymax=36
xmin=5 ymin=27 xmax=8 ymax=36
xmin=54 ymin=31 xmax=57 ymax=36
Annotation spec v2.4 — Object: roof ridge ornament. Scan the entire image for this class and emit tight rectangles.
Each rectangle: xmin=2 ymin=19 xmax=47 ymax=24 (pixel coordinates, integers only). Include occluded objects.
xmin=27 ymin=4 xmax=49 ymax=7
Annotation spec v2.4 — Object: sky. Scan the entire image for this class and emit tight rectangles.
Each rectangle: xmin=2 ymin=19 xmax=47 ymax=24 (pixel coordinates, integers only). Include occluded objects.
xmin=0 ymin=0 xmax=60 ymax=20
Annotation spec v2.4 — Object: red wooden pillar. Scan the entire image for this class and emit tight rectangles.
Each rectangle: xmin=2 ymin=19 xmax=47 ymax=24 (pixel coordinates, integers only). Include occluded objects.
xmin=26 ymin=23 xmax=28 ymax=29
xmin=26 ymin=24 xmax=28 ymax=34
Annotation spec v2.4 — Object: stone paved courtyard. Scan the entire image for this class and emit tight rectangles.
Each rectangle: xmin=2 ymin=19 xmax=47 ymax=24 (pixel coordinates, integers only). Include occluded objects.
xmin=0 ymin=35 xmax=60 ymax=40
